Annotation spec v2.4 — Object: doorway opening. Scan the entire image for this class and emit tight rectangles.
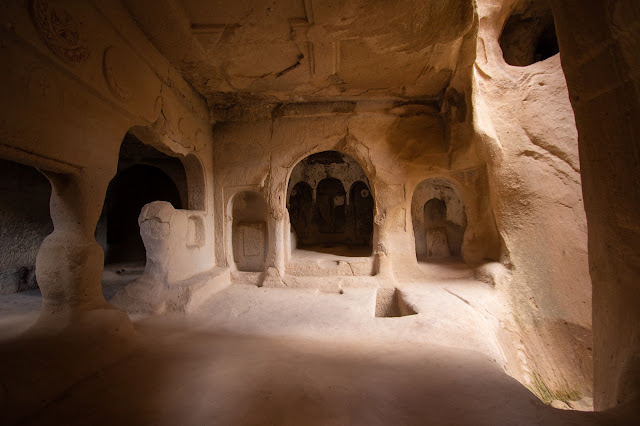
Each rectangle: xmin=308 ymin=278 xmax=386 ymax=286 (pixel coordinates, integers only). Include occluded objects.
xmin=97 ymin=134 xmax=187 ymax=295
xmin=287 ymin=151 xmax=373 ymax=258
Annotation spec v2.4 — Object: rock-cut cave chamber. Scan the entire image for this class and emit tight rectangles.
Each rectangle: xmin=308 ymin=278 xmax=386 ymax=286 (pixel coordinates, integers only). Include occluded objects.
xmin=0 ymin=0 xmax=639 ymax=424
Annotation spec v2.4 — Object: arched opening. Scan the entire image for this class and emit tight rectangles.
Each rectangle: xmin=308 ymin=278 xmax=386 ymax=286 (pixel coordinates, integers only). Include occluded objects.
xmin=287 ymin=151 xmax=373 ymax=257
xmin=126 ymin=126 xmax=206 ymax=211
xmin=103 ymin=164 xmax=182 ymax=264
xmin=97 ymin=133 xmax=187 ymax=276
xmin=412 ymin=178 xmax=467 ymax=262
xmin=499 ymin=0 xmax=559 ymax=67
xmin=231 ymin=191 xmax=268 ymax=272
xmin=0 ymin=159 xmax=52 ymax=295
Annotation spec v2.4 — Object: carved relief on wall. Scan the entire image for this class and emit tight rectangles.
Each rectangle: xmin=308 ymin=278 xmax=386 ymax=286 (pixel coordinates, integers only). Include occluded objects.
xmin=29 ymin=0 xmax=89 ymax=64
xmin=103 ymin=46 xmax=132 ymax=101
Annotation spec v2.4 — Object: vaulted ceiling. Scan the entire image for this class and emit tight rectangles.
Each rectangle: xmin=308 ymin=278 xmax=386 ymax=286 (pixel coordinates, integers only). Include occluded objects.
xmin=124 ymin=0 xmax=475 ymax=116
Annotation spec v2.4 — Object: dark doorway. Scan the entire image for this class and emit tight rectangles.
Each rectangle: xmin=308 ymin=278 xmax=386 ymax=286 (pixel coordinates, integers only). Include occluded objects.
xmin=98 ymin=134 xmax=187 ymax=265
xmin=104 ymin=164 xmax=182 ymax=264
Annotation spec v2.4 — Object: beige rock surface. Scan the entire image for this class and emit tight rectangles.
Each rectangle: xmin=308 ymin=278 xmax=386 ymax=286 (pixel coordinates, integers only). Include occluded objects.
xmin=472 ymin=0 xmax=592 ymax=402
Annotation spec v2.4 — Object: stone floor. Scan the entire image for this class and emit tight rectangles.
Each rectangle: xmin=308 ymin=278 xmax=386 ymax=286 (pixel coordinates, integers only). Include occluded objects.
xmin=0 ymin=265 xmax=630 ymax=425
xmin=293 ymin=244 xmax=373 ymax=258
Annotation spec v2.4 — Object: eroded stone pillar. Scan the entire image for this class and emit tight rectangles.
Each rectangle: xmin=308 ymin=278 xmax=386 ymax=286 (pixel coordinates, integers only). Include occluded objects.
xmin=35 ymin=168 xmax=132 ymax=331
xmin=261 ymin=212 xmax=286 ymax=287
xmin=372 ymin=213 xmax=396 ymax=281
xmin=271 ymin=216 xmax=286 ymax=274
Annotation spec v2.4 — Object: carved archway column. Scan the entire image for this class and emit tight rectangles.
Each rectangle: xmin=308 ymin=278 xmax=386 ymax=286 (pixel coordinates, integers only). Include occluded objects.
xmin=259 ymin=196 xmax=287 ymax=287
xmin=34 ymin=167 xmax=133 ymax=333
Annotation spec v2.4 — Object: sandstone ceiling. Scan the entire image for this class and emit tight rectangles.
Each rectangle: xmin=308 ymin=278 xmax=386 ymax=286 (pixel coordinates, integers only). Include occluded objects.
xmin=123 ymin=0 xmax=475 ymax=116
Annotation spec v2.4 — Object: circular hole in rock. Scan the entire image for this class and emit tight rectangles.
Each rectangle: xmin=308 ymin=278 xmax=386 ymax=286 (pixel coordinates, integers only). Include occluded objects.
xmin=499 ymin=0 xmax=559 ymax=67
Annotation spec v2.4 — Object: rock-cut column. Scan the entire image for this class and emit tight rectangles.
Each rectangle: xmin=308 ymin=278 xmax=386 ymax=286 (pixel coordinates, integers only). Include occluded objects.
xmin=34 ymin=168 xmax=133 ymax=333
xmin=1 ymin=168 xmax=135 ymax=424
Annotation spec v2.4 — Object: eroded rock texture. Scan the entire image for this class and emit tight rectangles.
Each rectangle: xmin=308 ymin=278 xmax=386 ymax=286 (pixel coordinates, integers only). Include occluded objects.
xmin=474 ymin=0 xmax=591 ymax=402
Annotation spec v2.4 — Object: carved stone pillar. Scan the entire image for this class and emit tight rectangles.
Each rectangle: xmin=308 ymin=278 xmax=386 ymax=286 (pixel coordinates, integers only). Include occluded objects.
xmin=271 ymin=216 xmax=286 ymax=274
xmin=34 ymin=168 xmax=132 ymax=332
xmin=261 ymin=213 xmax=286 ymax=288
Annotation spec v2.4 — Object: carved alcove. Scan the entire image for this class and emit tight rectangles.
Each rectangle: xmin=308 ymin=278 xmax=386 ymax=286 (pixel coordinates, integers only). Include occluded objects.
xmin=412 ymin=178 xmax=467 ymax=262
xmin=231 ymin=191 xmax=268 ymax=272
xmin=499 ymin=0 xmax=559 ymax=67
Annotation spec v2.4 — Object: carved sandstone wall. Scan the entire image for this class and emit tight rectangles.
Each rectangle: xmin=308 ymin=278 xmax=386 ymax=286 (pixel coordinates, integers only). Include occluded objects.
xmin=0 ymin=2 xmax=216 ymax=418
xmin=212 ymin=105 xmax=502 ymax=282
xmin=472 ymin=0 xmax=592 ymax=401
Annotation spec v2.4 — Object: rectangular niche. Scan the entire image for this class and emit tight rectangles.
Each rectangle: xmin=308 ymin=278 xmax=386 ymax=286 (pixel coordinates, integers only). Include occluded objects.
xmin=233 ymin=221 xmax=267 ymax=272
xmin=186 ymin=215 xmax=205 ymax=247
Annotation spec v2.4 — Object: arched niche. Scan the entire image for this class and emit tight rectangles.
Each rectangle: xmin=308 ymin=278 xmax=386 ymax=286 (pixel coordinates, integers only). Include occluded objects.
xmin=231 ymin=191 xmax=268 ymax=272
xmin=97 ymin=133 xmax=187 ymax=265
xmin=286 ymin=150 xmax=373 ymax=256
xmin=412 ymin=178 xmax=467 ymax=261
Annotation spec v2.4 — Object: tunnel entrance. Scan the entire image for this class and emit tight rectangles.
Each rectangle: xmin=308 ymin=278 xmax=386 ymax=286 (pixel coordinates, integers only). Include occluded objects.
xmin=0 ymin=159 xmax=52 ymax=295
xmin=97 ymin=134 xmax=187 ymax=267
xmin=287 ymin=151 xmax=373 ymax=257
